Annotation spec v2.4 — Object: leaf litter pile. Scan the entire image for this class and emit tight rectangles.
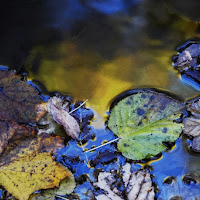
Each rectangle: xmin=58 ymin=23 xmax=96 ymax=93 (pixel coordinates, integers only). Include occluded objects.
xmin=1 ymin=40 xmax=200 ymax=200
xmin=0 ymin=70 xmax=76 ymax=200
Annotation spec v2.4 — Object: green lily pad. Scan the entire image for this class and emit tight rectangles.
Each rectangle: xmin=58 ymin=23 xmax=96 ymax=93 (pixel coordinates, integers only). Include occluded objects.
xmin=108 ymin=90 xmax=184 ymax=160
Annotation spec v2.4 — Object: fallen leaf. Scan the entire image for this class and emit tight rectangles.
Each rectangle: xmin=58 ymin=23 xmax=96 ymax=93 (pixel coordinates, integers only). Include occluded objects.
xmin=183 ymin=97 xmax=200 ymax=152
xmin=94 ymin=163 xmax=155 ymax=200
xmin=29 ymin=165 xmax=75 ymax=200
xmin=47 ymin=96 xmax=80 ymax=139
xmin=0 ymin=70 xmax=46 ymax=124
xmin=0 ymin=70 xmax=47 ymax=154
xmin=192 ymin=136 xmax=200 ymax=152
xmin=0 ymin=119 xmax=36 ymax=157
xmin=0 ymin=134 xmax=70 ymax=200
xmin=173 ymin=40 xmax=200 ymax=91
xmin=108 ymin=90 xmax=184 ymax=160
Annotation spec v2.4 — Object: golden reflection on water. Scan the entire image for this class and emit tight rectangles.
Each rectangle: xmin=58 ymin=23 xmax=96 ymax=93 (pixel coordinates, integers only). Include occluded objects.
xmin=25 ymin=12 xmax=200 ymax=127
xmin=26 ymin=42 xmax=173 ymax=117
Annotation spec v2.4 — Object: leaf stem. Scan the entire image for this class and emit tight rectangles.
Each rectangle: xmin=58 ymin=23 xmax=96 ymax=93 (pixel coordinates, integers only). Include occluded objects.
xmin=84 ymin=138 xmax=119 ymax=152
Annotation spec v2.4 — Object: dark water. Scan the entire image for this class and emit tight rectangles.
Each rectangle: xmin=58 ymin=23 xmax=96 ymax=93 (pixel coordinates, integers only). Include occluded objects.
xmin=0 ymin=0 xmax=200 ymax=199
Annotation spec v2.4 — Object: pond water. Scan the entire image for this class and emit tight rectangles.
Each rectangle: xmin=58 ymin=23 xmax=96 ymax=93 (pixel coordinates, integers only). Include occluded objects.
xmin=0 ymin=0 xmax=200 ymax=199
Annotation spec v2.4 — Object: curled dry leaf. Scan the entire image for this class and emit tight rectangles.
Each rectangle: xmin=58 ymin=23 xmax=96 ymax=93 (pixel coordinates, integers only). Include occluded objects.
xmin=94 ymin=163 xmax=154 ymax=200
xmin=0 ymin=134 xmax=70 ymax=200
xmin=183 ymin=98 xmax=200 ymax=151
xmin=0 ymin=70 xmax=47 ymax=155
xmin=47 ymin=96 xmax=80 ymax=139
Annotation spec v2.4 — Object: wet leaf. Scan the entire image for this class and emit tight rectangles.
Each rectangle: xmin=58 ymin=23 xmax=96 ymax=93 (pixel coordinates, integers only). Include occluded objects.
xmin=0 ymin=134 xmax=71 ymax=200
xmin=47 ymin=96 xmax=80 ymax=139
xmin=173 ymin=41 xmax=200 ymax=73
xmin=183 ymin=98 xmax=200 ymax=152
xmin=173 ymin=40 xmax=200 ymax=91
xmin=108 ymin=90 xmax=184 ymax=160
xmin=0 ymin=70 xmax=47 ymax=154
xmin=0 ymin=70 xmax=46 ymax=124
xmin=0 ymin=118 xmax=36 ymax=155
xmin=29 ymin=166 xmax=75 ymax=200
xmin=94 ymin=163 xmax=154 ymax=200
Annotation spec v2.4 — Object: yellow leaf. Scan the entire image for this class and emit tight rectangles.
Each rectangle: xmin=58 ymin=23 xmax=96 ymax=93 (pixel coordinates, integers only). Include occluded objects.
xmin=0 ymin=152 xmax=70 ymax=200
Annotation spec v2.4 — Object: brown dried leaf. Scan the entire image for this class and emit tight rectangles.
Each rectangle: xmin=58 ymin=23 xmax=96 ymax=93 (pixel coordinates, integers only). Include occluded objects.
xmin=0 ymin=70 xmax=46 ymax=124
xmin=47 ymin=96 xmax=80 ymax=139
xmin=0 ymin=70 xmax=47 ymax=154
xmin=0 ymin=118 xmax=36 ymax=155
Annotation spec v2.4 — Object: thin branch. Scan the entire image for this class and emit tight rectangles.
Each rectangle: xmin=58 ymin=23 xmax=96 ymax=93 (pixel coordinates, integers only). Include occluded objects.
xmin=69 ymin=99 xmax=88 ymax=114
xmin=84 ymin=138 xmax=119 ymax=153
xmin=55 ymin=194 xmax=69 ymax=200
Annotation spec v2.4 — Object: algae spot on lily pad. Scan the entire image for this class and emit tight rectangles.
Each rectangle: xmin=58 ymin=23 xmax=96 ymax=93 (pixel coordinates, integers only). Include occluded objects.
xmin=108 ymin=90 xmax=184 ymax=160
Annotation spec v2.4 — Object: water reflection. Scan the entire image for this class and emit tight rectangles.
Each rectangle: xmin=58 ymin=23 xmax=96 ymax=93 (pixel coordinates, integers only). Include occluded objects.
xmin=151 ymin=139 xmax=200 ymax=199
xmin=0 ymin=1 xmax=200 ymax=198
xmin=18 ymin=0 xmax=199 ymax=118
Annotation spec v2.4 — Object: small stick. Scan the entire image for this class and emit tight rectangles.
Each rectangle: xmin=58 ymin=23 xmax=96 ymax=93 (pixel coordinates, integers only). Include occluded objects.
xmin=69 ymin=99 xmax=88 ymax=114
xmin=55 ymin=195 xmax=69 ymax=200
xmin=84 ymin=138 xmax=119 ymax=153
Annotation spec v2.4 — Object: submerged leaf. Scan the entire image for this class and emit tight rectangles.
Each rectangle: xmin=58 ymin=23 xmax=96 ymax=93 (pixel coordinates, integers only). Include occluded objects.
xmin=0 ymin=134 xmax=71 ymax=200
xmin=108 ymin=90 xmax=184 ymax=160
xmin=47 ymin=96 xmax=80 ymax=139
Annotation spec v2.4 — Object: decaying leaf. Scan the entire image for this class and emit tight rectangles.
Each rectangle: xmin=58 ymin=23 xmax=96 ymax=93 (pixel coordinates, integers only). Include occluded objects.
xmin=0 ymin=118 xmax=36 ymax=155
xmin=94 ymin=163 xmax=154 ymax=200
xmin=47 ymin=96 xmax=80 ymax=139
xmin=0 ymin=70 xmax=47 ymax=154
xmin=173 ymin=41 xmax=200 ymax=72
xmin=0 ymin=70 xmax=47 ymax=123
xmin=29 ymin=166 xmax=75 ymax=200
xmin=172 ymin=41 xmax=200 ymax=91
xmin=183 ymin=98 xmax=200 ymax=152
xmin=0 ymin=134 xmax=71 ymax=200
xmin=108 ymin=90 xmax=184 ymax=160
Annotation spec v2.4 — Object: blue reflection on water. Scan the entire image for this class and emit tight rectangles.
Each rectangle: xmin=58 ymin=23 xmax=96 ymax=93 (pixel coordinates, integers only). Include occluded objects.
xmin=56 ymin=126 xmax=141 ymax=199
xmin=181 ymin=73 xmax=200 ymax=91
xmin=45 ymin=0 xmax=89 ymax=29
xmin=151 ymin=139 xmax=200 ymax=199
xmin=88 ymin=0 xmax=139 ymax=15
xmin=45 ymin=0 xmax=143 ymax=29
xmin=0 ymin=65 xmax=8 ymax=71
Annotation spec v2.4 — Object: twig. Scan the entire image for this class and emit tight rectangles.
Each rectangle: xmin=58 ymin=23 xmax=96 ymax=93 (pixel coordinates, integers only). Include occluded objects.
xmin=69 ymin=99 xmax=88 ymax=114
xmin=55 ymin=194 xmax=69 ymax=200
xmin=84 ymin=138 xmax=119 ymax=152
